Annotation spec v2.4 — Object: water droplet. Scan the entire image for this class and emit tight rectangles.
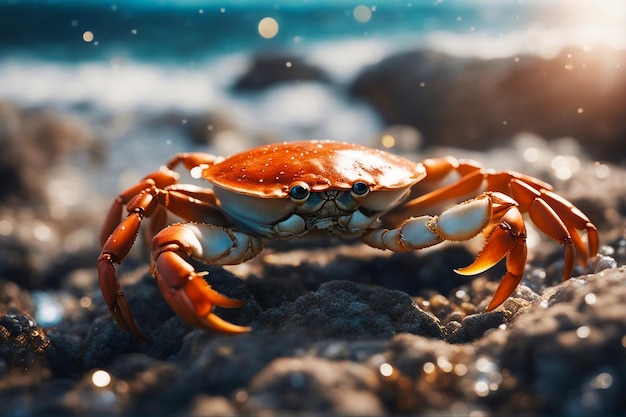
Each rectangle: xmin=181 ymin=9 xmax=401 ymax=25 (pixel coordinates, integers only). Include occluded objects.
xmin=454 ymin=363 xmax=468 ymax=376
xmin=474 ymin=380 xmax=489 ymax=397
xmin=0 ymin=219 xmax=14 ymax=236
xmin=475 ymin=357 xmax=497 ymax=373
xmin=79 ymin=296 xmax=93 ymax=308
xmin=576 ymin=325 xmax=591 ymax=339
xmin=381 ymin=134 xmax=395 ymax=148
xmin=423 ymin=362 xmax=435 ymax=374
xmin=234 ymin=389 xmax=248 ymax=403
xmin=591 ymin=372 xmax=613 ymax=389
xmin=523 ymin=147 xmax=539 ymax=163
xmin=258 ymin=17 xmax=279 ymax=39
xmin=82 ymin=31 xmax=94 ymax=43
xmin=92 ymin=370 xmax=112 ymax=388
xmin=594 ymin=162 xmax=610 ymax=179
xmin=33 ymin=292 xmax=64 ymax=327
xmin=584 ymin=293 xmax=597 ymax=305
xmin=190 ymin=166 xmax=203 ymax=179
xmin=379 ymin=363 xmax=393 ymax=377
xmin=353 ymin=5 xmax=372 ymax=23
xmin=437 ymin=356 xmax=453 ymax=373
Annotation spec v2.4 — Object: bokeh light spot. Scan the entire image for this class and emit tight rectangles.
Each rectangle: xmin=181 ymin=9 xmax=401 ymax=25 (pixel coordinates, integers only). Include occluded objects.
xmin=379 ymin=363 xmax=393 ymax=377
xmin=258 ymin=17 xmax=279 ymax=39
xmin=353 ymin=5 xmax=372 ymax=23
xmin=576 ymin=325 xmax=591 ymax=339
xmin=381 ymin=134 xmax=395 ymax=148
xmin=91 ymin=370 xmax=112 ymax=388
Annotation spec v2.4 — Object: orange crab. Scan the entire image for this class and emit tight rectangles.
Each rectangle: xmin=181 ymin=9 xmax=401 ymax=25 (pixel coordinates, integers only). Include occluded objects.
xmin=98 ymin=140 xmax=598 ymax=341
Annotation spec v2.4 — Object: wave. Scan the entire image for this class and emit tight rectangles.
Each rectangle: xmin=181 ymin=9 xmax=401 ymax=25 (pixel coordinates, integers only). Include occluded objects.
xmin=2 ymin=22 xmax=623 ymax=114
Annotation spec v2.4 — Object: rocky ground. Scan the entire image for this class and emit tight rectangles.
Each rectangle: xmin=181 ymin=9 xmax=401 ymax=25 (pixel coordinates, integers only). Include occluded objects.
xmin=1 ymin=46 xmax=625 ymax=416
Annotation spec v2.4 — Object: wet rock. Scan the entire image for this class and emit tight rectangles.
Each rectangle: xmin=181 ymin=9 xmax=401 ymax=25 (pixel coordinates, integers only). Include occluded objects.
xmin=147 ymin=110 xmax=241 ymax=146
xmin=350 ymin=47 xmax=626 ymax=162
xmin=233 ymin=54 xmax=331 ymax=91
xmin=257 ymin=280 xmax=442 ymax=339
xmin=499 ymin=267 xmax=626 ymax=415
xmin=1 ymin=111 xmax=625 ymax=416
xmin=445 ymin=310 xmax=507 ymax=344
xmin=245 ymin=356 xmax=385 ymax=415
xmin=0 ymin=281 xmax=50 ymax=385
xmin=0 ymin=102 xmax=101 ymax=206
xmin=0 ymin=103 xmax=105 ymax=289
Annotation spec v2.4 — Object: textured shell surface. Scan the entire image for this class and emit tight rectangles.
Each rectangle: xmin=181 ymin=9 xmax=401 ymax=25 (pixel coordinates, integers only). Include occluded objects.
xmin=202 ymin=140 xmax=425 ymax=197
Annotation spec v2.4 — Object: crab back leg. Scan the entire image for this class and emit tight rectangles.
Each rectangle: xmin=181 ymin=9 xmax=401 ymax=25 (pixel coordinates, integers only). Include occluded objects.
xmin=151 ymin=223 xmax=263 ymax=333
xmin=365 ymin=191 xmax=529 ymax=310
xmin=376 ymin=156 xmax=598 ymax=311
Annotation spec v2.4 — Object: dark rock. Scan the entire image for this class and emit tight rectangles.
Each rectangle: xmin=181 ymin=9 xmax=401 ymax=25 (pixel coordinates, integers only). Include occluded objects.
xmin=446 ymin=310 xmax=507 ymax=343
xmin=233 ymin=54 xmax=331 ymax=91
xmin=257 ymin=280 xmax=442 ymax=339
xmin=350 ymin=47 xmax=626 ymax=162
xmin=498 ymin=267 xmax=626 ymax=415
xmin=0 ymin=102 xmax=100 ymax=206
xmin=245 ymin=356 xmax=385 ymax=415
xmin=0 ymin=103 xmax=104 ymax=289
xmin=0 ymin=281 xmax=50 ymax=385
xmin=1 ymin=101 xmax=624 ymax=416
xmin=147 ymin=110 xmax=239 ymax=146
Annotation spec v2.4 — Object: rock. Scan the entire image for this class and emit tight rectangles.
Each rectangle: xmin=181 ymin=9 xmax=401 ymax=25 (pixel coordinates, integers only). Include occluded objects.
xmin=257 ymin=280 xmax=442 ymax=339
xmin=0 ymin=280 xmax=50 ymax=381
xmin=498 ymin=267 xmax=626 ymax=415
xmin=233 ymin=54 xmax=331 ymax=91
xmin=1 ymin=104 xmax=625 ymax=416
xmin=350 ymin=47 xmax=626 ymax=162
xmin=245 ymin=356 xmax=385 ymax=415
xmin=0 ymin=102 xmax=101 ymax=206
xmin=0 ymin=103 xmax=106 ymax=289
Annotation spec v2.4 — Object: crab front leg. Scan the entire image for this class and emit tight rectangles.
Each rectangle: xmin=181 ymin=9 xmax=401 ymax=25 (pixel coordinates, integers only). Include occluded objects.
xmin=364 ymin=192 xmax=527 ymax=310
xmin=151 ymin=223 xmax=263 ymax=333
xmin=99 ymin=171 xmax=229 ymax=341
xmin=98 ymin=176 xmax=172 ymax=342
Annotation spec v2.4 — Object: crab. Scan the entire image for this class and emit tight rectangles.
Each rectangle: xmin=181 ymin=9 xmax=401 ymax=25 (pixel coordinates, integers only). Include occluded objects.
xmin=98 ymin=140 xmax=598 ymax=341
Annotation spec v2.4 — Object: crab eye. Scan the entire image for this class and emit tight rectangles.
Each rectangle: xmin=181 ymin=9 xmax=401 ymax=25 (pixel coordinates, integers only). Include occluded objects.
xmin=289 ymin=182 xmax=310 ymax=202
xmin=350 ymin=181 xmax=370 ymax=198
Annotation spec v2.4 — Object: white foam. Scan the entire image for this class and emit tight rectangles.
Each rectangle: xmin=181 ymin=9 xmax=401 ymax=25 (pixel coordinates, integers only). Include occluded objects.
xmin=0 ymin=57 xmax=239 ymax=113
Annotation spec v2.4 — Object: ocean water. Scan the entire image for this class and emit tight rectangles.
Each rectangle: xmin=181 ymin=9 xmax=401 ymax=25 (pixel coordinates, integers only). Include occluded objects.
xmin=1 ymin=0 xmax=624 ymax=194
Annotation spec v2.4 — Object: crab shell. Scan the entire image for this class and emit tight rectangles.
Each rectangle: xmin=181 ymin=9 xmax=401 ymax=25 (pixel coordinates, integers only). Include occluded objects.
xmin=201 ymin=140 xmax=427 ymax=230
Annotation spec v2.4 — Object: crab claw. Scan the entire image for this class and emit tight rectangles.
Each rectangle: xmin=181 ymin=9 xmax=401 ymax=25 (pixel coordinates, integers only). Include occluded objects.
xmin=455 ymin=207 xmax=528 ymax=311
xmin=153 ymin=251 xmax=251 ymax=333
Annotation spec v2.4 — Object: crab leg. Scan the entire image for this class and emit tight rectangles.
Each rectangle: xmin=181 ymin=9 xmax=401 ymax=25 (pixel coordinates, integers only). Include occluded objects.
xmin=100 ymin=170 xmax=179 ymax=246
xmin=366 ymin=192 xmax=530 ymax=310
xmin=455 ymin=206 xmax=528 ymax=310
xmin=151 ymin=223 xmax=263 ymax=333
xmin=166 ymin=152 xmax=222 ymax=171
xmin=99 ymin=169 xmax=230 ymax=341
xmin=380 ymin=156 xmax=599 ymax=310
xmin=98 ymin=189 xmax=162 ymax=342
